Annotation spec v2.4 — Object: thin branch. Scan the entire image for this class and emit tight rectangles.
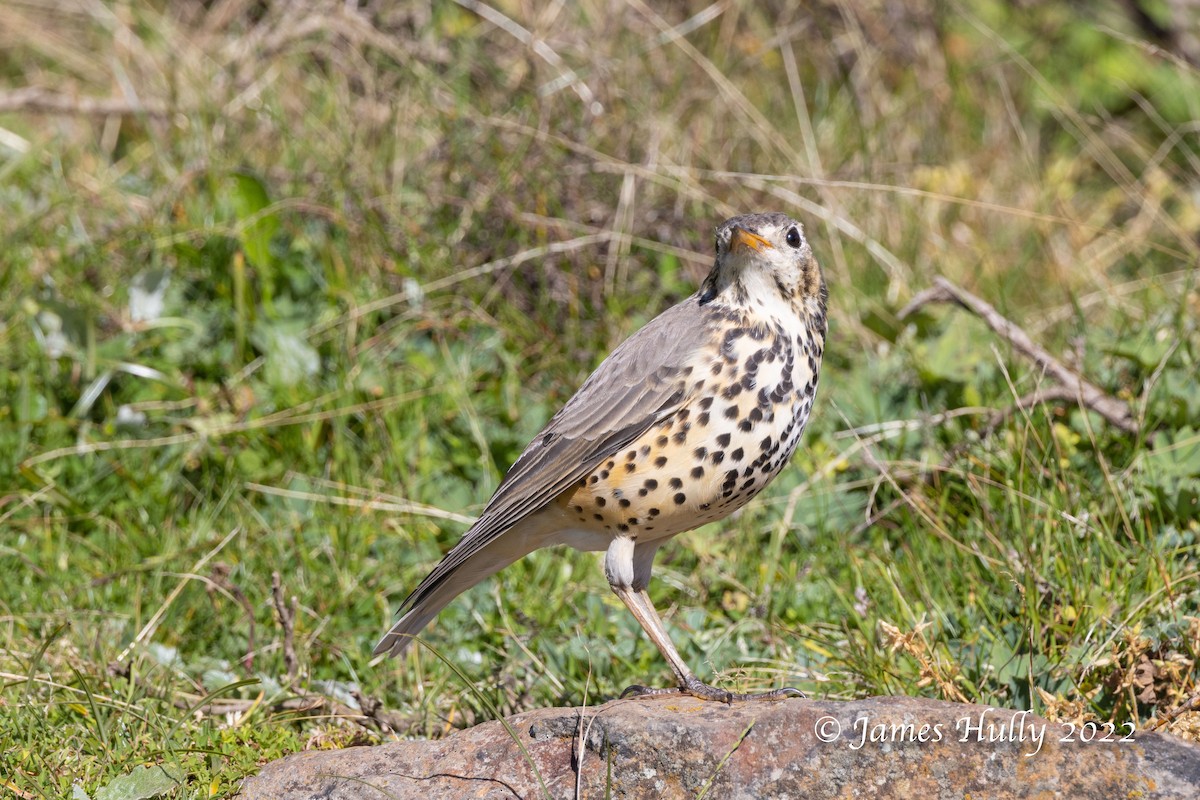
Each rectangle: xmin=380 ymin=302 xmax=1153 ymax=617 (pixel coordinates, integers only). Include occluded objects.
xmin=451 ymin=0 xmax=601 ymax=114
xmin=245 ymin=481 xmax=475 ymax=525
xmin=899 ymin=277 xmax=1139 ymax=435
xmin=0 ymin=87 xmax=170 ymax=117
xmin=208 ymin=563 xmax=256 ymax=672
xmin=115 ymin=527 xmax=242 ymax=664
xmin=271 ymin=572 xmax=298 ymax=684
xmin=107 ymin=659 xmax=414 ymax=734
xmin=936 ymin=387 xmax=1091 ymax=469
xmin=1150 ymin=689 xmax=1200 ymax=732
xmin=195 ymin=689 xmax=408 ymax=732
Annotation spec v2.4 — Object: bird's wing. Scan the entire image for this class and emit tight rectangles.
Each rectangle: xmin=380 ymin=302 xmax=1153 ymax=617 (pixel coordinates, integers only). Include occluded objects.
xmin=396 ymin=296 xmax=711 ymax=613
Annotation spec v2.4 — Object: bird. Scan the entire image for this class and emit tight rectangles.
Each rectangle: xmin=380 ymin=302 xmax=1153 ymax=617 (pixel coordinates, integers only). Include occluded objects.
xmin=375 ymin=211 xmax=828 ymax=702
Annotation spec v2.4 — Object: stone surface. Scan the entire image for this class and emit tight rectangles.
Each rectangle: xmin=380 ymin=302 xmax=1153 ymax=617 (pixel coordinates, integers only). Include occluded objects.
xmin=239 ymin=695 xmax=1200 ymax=799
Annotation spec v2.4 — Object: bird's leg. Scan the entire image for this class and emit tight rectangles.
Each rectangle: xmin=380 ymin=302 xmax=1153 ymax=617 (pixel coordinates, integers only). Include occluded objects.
xmin=611 ymin=584 xmax=708 ymax=696
xmin=614 ymin=587 xmax=804 ymax=702
xmin=605 ymin=536 xmax=802 ymax=702
xmin=610 ymin=585 xmax=804 ymax=703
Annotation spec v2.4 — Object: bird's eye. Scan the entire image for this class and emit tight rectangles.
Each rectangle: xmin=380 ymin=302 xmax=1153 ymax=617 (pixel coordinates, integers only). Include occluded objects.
xmin=785 ymin=227 xmax=801 ymax=248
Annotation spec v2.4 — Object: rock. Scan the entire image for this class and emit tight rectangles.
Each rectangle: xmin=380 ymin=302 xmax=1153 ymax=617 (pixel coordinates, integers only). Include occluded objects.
xmin=239 ymin=695 xmax=1200 ymax=799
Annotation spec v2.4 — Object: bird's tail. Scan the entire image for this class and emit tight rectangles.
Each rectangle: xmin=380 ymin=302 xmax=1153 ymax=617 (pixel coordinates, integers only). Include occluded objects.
xmin=372 ymin=531 xmax=533 ymax=658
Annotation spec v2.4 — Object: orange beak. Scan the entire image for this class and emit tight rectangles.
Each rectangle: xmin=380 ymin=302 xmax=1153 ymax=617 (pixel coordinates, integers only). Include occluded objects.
xmin=729 ymin=227 xmax=772 ymax=253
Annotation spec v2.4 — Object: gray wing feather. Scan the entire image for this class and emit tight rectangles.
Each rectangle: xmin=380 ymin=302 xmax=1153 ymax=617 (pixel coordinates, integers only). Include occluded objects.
xmin=397 ymin=296 xmax=709 ymax=613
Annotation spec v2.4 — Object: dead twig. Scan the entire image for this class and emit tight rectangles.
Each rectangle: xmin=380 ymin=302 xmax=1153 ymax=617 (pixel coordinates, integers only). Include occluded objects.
xmin=938 ymin=386 xmax=1096 ymax=468
xmin=192 ymin=690 xmax=414 ymax=733
xmin=271 ymin=572 xmax=299 ymax=684
xmin=107 ymin=660 xmax=413 ymax=734
xmin=0 ymin=87 xmax=171 ymax=117
xmin=116 ymin=527 xmax=241 ymax=664
xmin=208 ymin=562 xmax=256 ymax=672
xmin=1150 ymin=689 xmax=1200 ymax=732
xmin=898 ymin=277 xmax=1139 ymax=435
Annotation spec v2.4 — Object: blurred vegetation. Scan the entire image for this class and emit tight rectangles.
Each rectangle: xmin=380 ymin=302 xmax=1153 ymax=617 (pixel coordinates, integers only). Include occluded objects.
xmin=1 ymin=0 xmax=1198 ymax=796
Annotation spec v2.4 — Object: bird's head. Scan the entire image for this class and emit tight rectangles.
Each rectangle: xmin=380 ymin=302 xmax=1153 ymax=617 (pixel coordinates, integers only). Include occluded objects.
xmin=700 ymin=212 xmax=826 ymax=323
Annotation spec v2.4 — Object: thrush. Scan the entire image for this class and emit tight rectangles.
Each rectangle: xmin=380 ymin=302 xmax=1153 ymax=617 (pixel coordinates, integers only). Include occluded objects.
xmin=375 ymin=212 xmax=828 ymax=702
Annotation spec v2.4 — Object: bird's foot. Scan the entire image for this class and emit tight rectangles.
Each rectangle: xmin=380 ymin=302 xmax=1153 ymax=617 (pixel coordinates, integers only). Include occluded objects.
xmin=621 ymin=675 xmax=805 ymax=703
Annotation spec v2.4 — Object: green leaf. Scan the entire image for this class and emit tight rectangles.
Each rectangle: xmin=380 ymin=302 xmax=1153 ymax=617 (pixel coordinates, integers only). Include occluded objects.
xmin=915 ymin=311 xmax=992 ymax=385
xmin=1101 ymin=335 xmax=1174 ymax=372
xmin=93 ymin=764 xmax=183 ymax=800
xmin=1144 ymin=427 xmax=1200 ymax=480
xmin=229 ymin=172 xmax=279 ymax=272
xmin=251 ymin=320 xmax=320 ymax=388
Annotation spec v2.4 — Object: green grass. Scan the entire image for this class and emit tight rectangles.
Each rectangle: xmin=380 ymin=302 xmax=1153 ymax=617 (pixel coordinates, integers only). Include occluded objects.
xmin=2 ymin=0 xmax=1199 ymax=796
